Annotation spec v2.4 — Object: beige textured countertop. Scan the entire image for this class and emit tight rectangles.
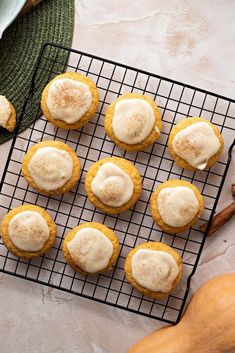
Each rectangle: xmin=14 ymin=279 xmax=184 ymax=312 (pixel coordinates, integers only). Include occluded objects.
xmin=0 ymin=1 xmax=234 ymax=352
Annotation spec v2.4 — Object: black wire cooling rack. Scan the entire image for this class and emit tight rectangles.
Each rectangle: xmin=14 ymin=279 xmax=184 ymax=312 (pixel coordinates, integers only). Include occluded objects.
xmin=0 ymin=43 xmax=234 ymax=324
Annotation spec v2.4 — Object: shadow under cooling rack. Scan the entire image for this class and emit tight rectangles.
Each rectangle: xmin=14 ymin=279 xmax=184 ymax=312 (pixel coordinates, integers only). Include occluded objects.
xmin=0 ymin=43 xmax=234 ymax=324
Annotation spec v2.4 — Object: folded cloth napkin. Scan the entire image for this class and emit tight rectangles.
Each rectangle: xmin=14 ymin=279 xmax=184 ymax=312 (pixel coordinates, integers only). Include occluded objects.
xmin=0 ymin=0 xmax=74 ymax=144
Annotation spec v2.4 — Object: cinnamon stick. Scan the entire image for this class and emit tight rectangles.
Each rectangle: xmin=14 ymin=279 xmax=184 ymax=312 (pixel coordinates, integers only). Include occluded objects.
xmin=232 ymin=184 xmax=235 ymax=196
xmin=200 ymin=202 xmax=235 ymax=236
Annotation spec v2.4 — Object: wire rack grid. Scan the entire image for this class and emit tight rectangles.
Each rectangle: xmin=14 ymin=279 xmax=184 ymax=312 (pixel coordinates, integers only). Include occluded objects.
xmin=0 ymin=43 xmax=234 ymax=324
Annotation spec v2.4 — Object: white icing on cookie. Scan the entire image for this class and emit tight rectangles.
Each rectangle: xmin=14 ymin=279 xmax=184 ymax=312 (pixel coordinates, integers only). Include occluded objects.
xmin=172 ymin=122 xmax=221 ymax=170
xmin=112 ymin=99 xmax=156 ymax=144
xmin=28 ymin=147 xmax=73 ymax=191
xmin=47 ymin=78 xmax=92 ymax=124
xmin=67 ymin=227 xmax=113 ymax=273
xmin=0 ymin=95 xmax=11 ymax=128
xmin=8 ymin=211 xmax=50 ymax=252
xmin=131 ymin=249 xmax=179 ymax=292
xmin=91 ymin=162 xmax=134 ymax=207
xmin=157 ymin=186 xmax=199 ymax=227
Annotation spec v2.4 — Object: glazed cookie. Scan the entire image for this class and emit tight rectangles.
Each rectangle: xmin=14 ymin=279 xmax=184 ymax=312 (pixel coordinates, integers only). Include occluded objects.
xmin=41 ymin=72 xmax=99 ymax=130
xmin=22 ymin=140 xmax=81 ymax=195
xmin=168 ymin=117 xmax=224 ymax=170
xmin=124 ymin=242 xmax=183 ymax=299
xmin=0 ymin=204 xmax=56 ymax=258
xmin=150 ymin=180 xmax=204 ymax=233
xmin=0 ymin=95 xmax=16 ymax=132
xmin=85 ymin=157 xmax=142 ymax=214
xmin=104 ymin=93 xmax=162 ymax=151
xmin=62 ymin=222 xmax=119 ymax=275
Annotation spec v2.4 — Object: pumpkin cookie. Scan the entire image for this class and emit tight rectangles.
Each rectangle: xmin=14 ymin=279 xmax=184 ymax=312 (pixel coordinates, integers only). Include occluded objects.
xmin=125 ymin=242 xmax=183 ymax=299
xmin=0 ymin=95 xmax=16 ymax=132
xmin=41 ymin=72 xmax=99 ymax=130
xmin=150 ymin=179 xmax=204 ymax=233
xmin=85 ymin=157 xmax=142 ymax=214
xmin=105 ymin=93 xmax=162 ymax=151
xmin=0 ymin=204 xmax=56 ymax=258
xmin=62 ymin=222 xmax=119 ymax=275
xmin=22 ymin=140 xmax=81 ymax=195
xmin=168 ymin=117 xmax=224 ymax=170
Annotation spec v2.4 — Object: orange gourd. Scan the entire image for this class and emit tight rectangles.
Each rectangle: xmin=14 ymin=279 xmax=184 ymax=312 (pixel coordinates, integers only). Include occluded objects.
xmin=128 ymin=274 xmax=235 ymax=353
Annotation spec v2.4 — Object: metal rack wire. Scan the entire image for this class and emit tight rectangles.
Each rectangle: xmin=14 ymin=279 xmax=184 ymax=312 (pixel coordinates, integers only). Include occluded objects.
xmin=0 ymin=43 xmax=234 ymax=324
